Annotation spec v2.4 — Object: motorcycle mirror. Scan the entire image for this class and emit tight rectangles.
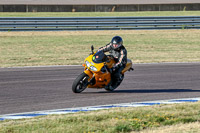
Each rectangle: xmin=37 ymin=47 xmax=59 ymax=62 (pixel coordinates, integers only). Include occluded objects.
xmin=91 ymin=45 xmax=94 ymax=54
xmin=91 ymin=45 xmax=94 ymax=51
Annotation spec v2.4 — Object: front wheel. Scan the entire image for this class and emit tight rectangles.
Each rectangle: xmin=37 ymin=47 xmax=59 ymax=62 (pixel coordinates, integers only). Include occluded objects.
xmin=72 ymin=73 xmax=89 ymax=93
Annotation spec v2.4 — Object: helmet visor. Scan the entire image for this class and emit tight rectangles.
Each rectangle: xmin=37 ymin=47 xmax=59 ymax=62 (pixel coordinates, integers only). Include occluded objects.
xmin=112 ymin=43 xmax=121 ymax=49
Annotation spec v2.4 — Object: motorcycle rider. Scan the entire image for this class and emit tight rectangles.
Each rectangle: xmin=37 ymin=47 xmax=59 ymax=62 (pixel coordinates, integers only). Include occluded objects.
xmin=98 ymin=36 xmax=127 ymax=91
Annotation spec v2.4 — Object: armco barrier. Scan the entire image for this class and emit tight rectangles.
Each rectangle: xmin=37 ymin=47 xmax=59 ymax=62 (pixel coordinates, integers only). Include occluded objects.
xmin=0 ymin=16 xmax=200 ymax=31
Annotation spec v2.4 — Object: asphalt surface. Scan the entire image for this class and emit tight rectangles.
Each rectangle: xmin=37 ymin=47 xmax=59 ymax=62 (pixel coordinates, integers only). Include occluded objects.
xmin=1 ymin=0 xmax=200 ymax=5
xmin=0 ymin=63 xmax=200 ymax=115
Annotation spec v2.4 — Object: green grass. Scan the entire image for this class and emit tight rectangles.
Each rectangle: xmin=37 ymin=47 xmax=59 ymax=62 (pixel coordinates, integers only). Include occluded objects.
xmin=0 ymin=11 xmax=200 ymax=67
xmin=1 ymin=102 xmax=200 ymax=133
xmin=0 ymin=11 xmax=200 ymax=17
xmin=0 ymin=30 xmax=200 ymax=67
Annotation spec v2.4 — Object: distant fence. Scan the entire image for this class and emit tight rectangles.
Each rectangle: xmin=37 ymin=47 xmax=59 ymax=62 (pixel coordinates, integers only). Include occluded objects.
xmin=0 ymin=16 xmax=200 ymax=31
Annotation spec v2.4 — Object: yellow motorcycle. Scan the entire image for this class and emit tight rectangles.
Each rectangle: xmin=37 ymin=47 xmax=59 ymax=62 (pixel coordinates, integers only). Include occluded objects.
xmin=72 ymin=46 xmax=133 ymax=93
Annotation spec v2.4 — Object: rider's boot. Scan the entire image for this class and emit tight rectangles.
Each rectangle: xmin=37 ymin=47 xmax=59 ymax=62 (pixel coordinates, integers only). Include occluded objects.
xmin=105 ymin=79 xmax=121 ymax=91
xmin=110 ymin=74 xmax=123 ymax=91
xmin=110 ymin=81 xmax=120 ymax=91
xmin=105 ymin=80 xmax=113 ymax=91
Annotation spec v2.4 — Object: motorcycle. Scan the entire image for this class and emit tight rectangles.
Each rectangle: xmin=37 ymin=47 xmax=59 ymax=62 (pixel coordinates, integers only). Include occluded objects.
xmin=72 ymin=45 xmax=133 ymax=93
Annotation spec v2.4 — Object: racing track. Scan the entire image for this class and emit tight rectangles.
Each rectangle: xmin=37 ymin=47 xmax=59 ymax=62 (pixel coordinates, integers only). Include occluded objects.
xmin=0 ymin=63 xmax=200 ymax=115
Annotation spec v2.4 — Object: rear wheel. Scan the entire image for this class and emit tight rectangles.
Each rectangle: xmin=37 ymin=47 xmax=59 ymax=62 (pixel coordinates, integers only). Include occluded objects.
xmin=72 ymin=73 xmax=89 ymax=93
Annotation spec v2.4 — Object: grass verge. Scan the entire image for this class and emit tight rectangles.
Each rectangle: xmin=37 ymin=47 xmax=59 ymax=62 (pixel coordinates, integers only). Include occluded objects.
xmin=0 ymin=102 xmax=200 ymax=133
xmin=0 ymin=29 xmax=200 ymax=67
xmin=0 ymin=11 xmax=200 ymax=17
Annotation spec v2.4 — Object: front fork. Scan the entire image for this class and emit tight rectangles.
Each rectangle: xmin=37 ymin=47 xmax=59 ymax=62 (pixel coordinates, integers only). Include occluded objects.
xmin=84 ymin=69 xmax=95 ymax=86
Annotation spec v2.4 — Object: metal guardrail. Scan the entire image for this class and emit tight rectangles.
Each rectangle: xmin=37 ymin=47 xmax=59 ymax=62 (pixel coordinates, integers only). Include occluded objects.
xmin=0 ymin=16 xmax=200 ymax=31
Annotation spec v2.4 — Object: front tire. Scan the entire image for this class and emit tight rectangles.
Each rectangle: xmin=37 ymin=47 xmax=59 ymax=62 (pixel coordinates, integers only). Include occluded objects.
xmin=72 ymin=73 xmax=89 ymax=93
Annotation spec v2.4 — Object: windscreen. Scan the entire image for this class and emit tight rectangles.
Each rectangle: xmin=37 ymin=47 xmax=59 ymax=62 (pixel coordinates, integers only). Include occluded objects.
xmin=92 ymin=51 xmax=107 ymax=63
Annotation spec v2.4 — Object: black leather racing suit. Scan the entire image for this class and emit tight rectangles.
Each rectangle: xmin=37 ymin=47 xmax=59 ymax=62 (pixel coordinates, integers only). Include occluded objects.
xmin=98 ymin=43 xmax=127 ymax=88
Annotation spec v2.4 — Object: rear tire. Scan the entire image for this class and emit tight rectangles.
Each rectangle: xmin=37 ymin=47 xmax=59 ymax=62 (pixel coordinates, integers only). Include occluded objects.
xmin=72 ymin=73 xmax=89 ymax=93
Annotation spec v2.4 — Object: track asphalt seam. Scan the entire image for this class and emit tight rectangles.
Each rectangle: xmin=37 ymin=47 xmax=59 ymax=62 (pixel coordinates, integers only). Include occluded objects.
xmin=1 ymin=97 xmax=200 ymax=121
